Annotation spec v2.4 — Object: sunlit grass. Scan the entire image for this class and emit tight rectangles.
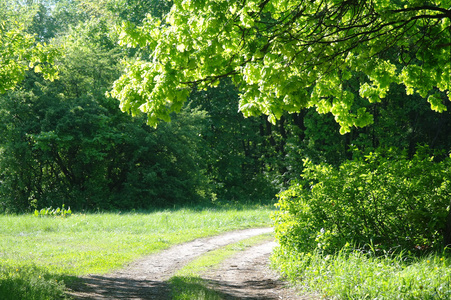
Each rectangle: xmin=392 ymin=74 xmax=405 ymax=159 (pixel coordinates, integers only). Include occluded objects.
xmin=272 ymin=247 xmax=451 ymax=299
xmin=0 ymin=206 xmax=272 ymax=300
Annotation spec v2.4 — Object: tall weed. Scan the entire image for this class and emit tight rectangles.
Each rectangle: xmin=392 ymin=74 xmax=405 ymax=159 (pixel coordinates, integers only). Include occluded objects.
xmin=272 ymin=247 xmax=451 ymax=299
xmin=0 ymin=265 xmax=68 ymax=300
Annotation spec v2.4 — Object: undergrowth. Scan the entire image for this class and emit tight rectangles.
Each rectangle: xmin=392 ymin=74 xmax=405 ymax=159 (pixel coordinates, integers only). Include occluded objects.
xmin=272 ymin=246 xmax=451 ymax=299
xmin=272 ymin=148 xmax=451 ymax=299
xmin=0 ymin=265 xmax=69 ymax=300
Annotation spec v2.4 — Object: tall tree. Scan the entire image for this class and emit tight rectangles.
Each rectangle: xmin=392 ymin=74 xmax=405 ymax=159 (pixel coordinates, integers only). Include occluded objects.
xmin=0 ymin=1 xmax=212 ymax=211
xmin=0 ymin=0 xmax=59 ymax=94
xmin=110 ymin=0 xmax=450 ymax=133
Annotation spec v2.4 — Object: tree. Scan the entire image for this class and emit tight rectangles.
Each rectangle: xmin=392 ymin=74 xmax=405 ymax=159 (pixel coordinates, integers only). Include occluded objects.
xmin=188 ymin=80 xmax=280 ymax=201
xmin=110 ymin=0 xmax=450 ymax=133
xmin=0 ymin=2 xmax=212 ymax=212
xmin=0 ymin=1 xmax=59 ymax=94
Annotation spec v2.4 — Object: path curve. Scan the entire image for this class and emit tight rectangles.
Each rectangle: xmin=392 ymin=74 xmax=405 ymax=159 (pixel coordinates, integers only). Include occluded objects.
xmin=67 ymin=228 xmax=274 ymax=299
xmin=201 ymin=240 xmax=319 ymax=299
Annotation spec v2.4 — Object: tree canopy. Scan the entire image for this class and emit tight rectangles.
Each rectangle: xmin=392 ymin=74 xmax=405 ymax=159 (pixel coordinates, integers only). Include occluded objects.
xmin=0 ymin=1 xmax=59 ymax=94
xmin=110 ymin=0 xmax=450 ymax=133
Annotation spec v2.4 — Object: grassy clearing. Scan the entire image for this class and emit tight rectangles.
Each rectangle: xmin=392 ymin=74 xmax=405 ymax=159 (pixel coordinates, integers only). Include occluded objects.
xmin=169 ymin=233 xmax=274 ymax=300
xmin=272 ymin=247 xmax=451 ymax=299
xmin=0 ymin=205 xmax=272 ymax=300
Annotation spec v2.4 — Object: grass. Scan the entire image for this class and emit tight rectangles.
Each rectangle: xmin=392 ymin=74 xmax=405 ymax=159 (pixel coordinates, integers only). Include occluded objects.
xmin=272 ymin=246 xmax=451 ymax=299
xmin=169 ymin=232 xmax=274 ymax=300
xmin=0 ymin=205 xmax=272 ymax=300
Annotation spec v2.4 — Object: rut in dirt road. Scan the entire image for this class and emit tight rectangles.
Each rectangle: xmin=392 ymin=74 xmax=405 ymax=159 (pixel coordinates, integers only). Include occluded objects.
xmin=200 ymin=240 xmax=318 ymax=300
xmin=67 ymin=227 xmax=275 ymax=300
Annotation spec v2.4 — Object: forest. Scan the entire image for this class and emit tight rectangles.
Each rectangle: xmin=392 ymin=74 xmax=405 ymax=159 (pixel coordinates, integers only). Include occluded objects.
xmin=1 ymin=0 xmax=451 ymax=298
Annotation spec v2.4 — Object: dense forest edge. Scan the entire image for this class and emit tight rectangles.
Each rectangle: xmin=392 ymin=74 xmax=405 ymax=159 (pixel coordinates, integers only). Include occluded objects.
xmin=1 ymin=0 xmax=451 ymax=299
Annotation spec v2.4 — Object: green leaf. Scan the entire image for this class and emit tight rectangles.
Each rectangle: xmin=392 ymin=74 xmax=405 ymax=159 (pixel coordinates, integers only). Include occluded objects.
xmin=427 ymin=94 xmax=447 ymax=112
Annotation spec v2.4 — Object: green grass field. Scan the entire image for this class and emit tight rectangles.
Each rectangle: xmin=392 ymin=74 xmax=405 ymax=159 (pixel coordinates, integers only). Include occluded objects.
xmin=4 ymin=205 xmax=448 ymax=300
xmin=0 ymin=206 xmax=273 ymax=300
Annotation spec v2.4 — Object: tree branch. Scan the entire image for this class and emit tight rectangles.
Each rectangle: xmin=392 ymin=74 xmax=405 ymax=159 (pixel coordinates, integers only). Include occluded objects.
xmin=390 ymin=5 xmax=451 ymax=16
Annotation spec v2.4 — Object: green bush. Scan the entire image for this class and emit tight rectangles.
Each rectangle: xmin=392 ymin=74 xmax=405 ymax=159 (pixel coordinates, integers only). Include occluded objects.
xmin=273 ymin=147 xmax=451 ymax=255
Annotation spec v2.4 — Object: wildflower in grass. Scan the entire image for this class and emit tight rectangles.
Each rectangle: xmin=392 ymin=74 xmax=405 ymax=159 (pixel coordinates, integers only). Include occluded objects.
xmin=427 ymin=260 xmax=430 ymax=263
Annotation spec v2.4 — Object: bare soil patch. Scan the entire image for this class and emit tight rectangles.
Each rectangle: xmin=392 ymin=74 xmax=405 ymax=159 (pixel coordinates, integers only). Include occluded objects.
xmin=200 ymin=240 xmax=317 ymax=299
xmin=67 ymin=227 xmax=316 ymax=299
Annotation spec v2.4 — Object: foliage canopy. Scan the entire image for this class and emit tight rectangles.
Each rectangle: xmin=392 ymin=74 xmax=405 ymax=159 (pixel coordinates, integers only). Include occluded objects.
xmin=0 ymin=2 xmax=59 ymax=93
xmin=110 ymin=0 xmax=451 ymax=133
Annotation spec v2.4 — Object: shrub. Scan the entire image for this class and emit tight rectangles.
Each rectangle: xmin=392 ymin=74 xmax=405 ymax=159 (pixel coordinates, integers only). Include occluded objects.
xmin=273 ymin=147 xmax=451 ymax=255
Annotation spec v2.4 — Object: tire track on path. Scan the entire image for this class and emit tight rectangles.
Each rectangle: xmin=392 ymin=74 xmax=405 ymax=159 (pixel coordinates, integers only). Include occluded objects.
xmin=67 ymin=227 xmax=273 ymax=300
xmin=200 ymin=240 xmax=319 ymax=299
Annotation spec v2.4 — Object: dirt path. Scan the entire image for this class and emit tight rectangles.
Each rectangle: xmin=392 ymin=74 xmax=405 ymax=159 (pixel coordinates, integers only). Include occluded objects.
xmin=67 ymin=227 xmax=313 ymax=299
xmin=200 ymin=240 xmax=316 ymax=299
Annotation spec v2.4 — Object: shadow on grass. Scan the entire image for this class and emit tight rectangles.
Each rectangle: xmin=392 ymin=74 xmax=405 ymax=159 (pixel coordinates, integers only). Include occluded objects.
xmin=66 ymin=274 xmax=172 ymax=300
xmin=90 ymin=201 xmax=277 ymax=215
xmin=169 ymin=276 xmax=285 ymax=300
xmin=67 ymin=275 xmax=284 ymax=300
xmin=0 ymin=266 xmax=70 ymax=300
